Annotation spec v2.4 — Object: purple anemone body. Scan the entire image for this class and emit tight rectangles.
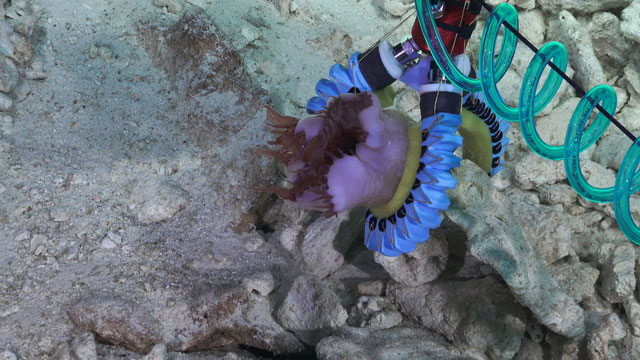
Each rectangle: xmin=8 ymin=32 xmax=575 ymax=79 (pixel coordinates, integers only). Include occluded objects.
xmin=261 ymin=92 xmax=412 ymax=216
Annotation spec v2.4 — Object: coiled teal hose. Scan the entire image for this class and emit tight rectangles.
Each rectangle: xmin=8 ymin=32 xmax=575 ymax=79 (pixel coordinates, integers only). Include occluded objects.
xmin=415 ymin=0 xmax=640 ymax=245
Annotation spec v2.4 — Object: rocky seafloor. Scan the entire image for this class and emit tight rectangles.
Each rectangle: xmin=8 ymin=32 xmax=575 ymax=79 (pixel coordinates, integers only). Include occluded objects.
xmin=0 ymin=0 xmax=640 ymax=359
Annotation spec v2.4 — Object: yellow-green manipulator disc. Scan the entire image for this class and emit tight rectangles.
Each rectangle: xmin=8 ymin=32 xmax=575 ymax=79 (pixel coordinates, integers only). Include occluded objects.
xmin=459 ymin=108 xmax=493 ymax=174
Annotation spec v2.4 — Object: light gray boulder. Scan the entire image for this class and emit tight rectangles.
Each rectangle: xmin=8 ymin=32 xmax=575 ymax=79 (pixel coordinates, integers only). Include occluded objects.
xmin=388 ymin=277 xmax=526 ymax=359
xmin=276 ymin=274 xmax=348 ymax=345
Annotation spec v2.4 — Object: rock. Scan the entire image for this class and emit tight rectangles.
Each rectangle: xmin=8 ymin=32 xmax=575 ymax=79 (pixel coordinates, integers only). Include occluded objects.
xmin=535 ymin=98 xmax=580 ymax=148
xmin=357 ymin=280 xmax=386 ymax=297
xmin=0 ymin=93 xmax=12 ymax=112
xmin=347 ymin=296 xmax=402 ymax=330
xmin=316 ymin=327 xmax=483 ymax=360
xmin=276 ymin=274 xmax=347 ymax=345
xmin=599 ymin=243 xmax=636 ymax=303
xmin=0 ymin=57 xmax=18 ymax=94
xmin=622 ymin=0 xmax=640 ymax=43
xmin=579 ymin=159 xmax=618 ymax=190
xmin=538 ymin=184 xmax=577 ymax=207
xmin=101 ymin=237 xmax=117 ymax=249
xmin=67 ymin=296 xmax=162 ymax=353
xmin=141 ymin=343 xmax=166 ymax=360
xmin=242 ymin=271 xmax=275 ymax=296
xmin=549 ymin=260 xmax=599 ymax=303
xmin=590 ymin=12 xmax=632 ymax=73
xmin=585 ymin=312 xmax=626 ymax=360
xmin=273 ymin=0 xmax=292 ymax=18
xmin=388 ymin=277 xmax=527 ymax=359
xmin=71 ymin=332 xmax=97 ymax=360
xmin=518 ymin=10 xmax=546 ymax=46
xmin=373 ymin=229 xmax=448 ymax=286
xmin=49 ymin=208 xmax=70 ymax=222
xmin=625 ymin=63 xmax=640 ymax=96
xmin=514 ymin=153 xmax=566 ymax=190
xmin=538 ymin=0 xmax=632 ymax=14
xmin=624 ymin=297 xmax=640 ymax=336
xmin=153 ymin=0 xmax=183 ymax=14
xmin=185 ymin=289 xmax=303 ymax=353
xmin=548 ymin=11 xmax=606 ymax=91
xmin=375 ymin=0 xmax=413 ymax=17
xmin=593 ymin=131 xmax=628 ymax=171
xmin=513 ymin=201 xmax=574 ymax=265
xmin=128 ymin=179 xmax=189 ymax=224
xmin=514 ymin=338 xmax=544 ymax=360
xmin=449 ymin=161 xmax=585 ymax=338
xmin=0 ymin=350 xmax=16 ymax=360
xmin=299 ymin=208 xmax=365 ymax=278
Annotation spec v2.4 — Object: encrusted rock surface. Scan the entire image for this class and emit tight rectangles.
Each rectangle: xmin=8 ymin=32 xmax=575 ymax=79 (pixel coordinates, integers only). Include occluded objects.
xmin=1 ymin=0 xmax=640 ymax=359
xmin=388 ymin=276 xmax=527 ymax=359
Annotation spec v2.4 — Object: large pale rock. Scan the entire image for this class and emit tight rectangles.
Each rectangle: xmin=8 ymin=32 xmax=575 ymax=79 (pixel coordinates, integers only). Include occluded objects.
xmin=448 ymin=160 xmax=585 ymax=338
xmin=316 ymin=327 xmax=483 ymax=360
xmin=276 ymin=274 xmax=348 ymax=345
xmin=622 ymin=0 xmax=640 ymax=43
xmin=548 ymin=11 xmax=606 ymax=91
xmin=388 ymin=277 xmax=527 ymax=359
xmin=373 ymin=229 xmax=448 ymax=286
xmin=538 ymin=0 xmax=632 ymax=14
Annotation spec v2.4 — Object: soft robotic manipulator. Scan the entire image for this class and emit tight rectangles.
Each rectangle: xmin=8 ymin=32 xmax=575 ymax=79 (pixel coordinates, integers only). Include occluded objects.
xmin=306 ymin=0 xmax=510 ymax=178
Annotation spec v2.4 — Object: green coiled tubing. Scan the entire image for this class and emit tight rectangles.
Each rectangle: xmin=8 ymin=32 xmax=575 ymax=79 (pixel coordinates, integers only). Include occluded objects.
xmin=415 ymin=0 xmax=640 ymax=245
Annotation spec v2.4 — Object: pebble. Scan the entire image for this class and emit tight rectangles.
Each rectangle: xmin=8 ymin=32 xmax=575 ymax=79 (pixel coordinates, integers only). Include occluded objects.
xmin=243 ymin=271 xmax=275 ymax=296
xmin=101 ymin=237 xmax=117 ymax=249
xmin=49 ymin=208 xmax=70 ymax=222
xmin=0 ymin=57 xmax=18 ymax=93
xmin=0 ymin=350 xmax=16 ymax=360
xmin=71 ymin=332 xmax=97 ymax=360
xmin=107 ymin=231 xmax=122 ymax=245
xmin=0 ymin=93 xmax=12 ymax=112
xmin=357 ymin=280 xmax=386 ymax=297
xmin=242 ymin=234 xmax=264 ymax=252
xmin=128 ymin=179 xmax=189 ymax=224
xmin=141 ymin=343 xmax=166 ymax=360
xmin=29 ymin=234 xmax=46 ymax=254
xmin=24 ymin=70 xmax=48 ymax=80
xmin=153 ymin=0 xmax=183 ymax=13
xmin=14 ymin=231 xmax=29 ymax=242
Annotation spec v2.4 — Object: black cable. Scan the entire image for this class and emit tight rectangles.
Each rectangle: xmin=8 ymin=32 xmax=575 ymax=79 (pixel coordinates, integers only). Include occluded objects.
xmin=477 ymin=0 xmax=637 ymax=142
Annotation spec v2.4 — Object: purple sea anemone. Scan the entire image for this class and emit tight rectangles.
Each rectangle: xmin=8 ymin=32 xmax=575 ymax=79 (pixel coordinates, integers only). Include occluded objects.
xmin=259 ymin=92 xmax=414 ymax=216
